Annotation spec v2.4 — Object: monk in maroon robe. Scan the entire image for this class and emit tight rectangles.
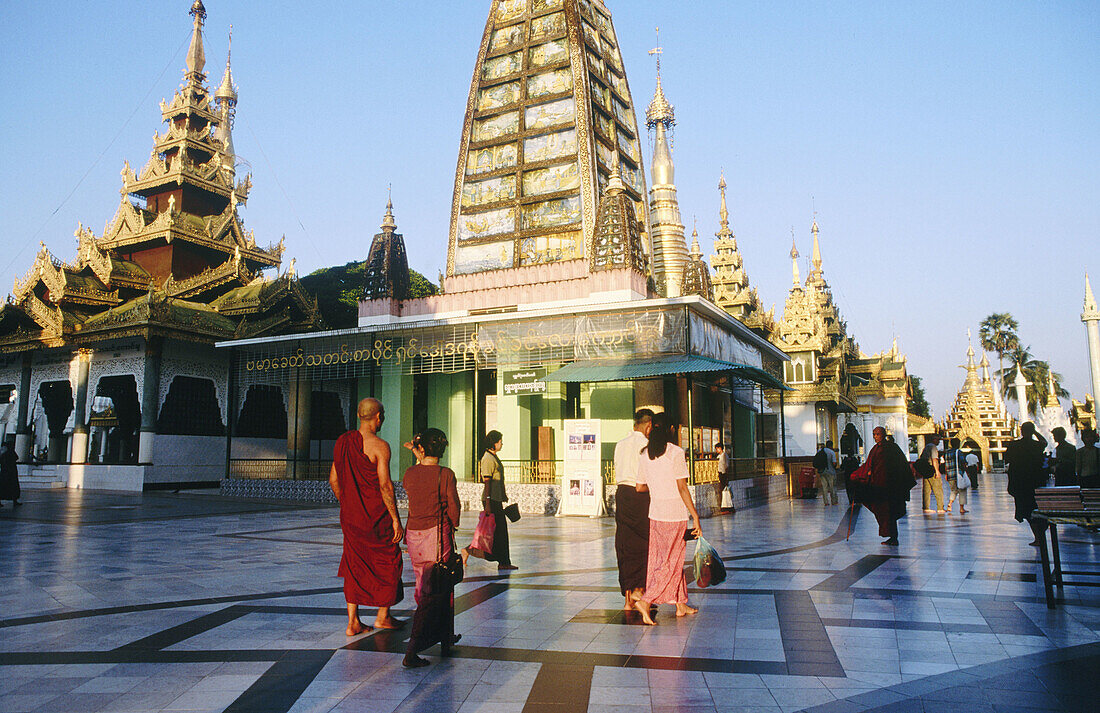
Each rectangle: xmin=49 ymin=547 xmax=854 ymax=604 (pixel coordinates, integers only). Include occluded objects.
xmin=329 ymin=397 xmax=405 ymax=635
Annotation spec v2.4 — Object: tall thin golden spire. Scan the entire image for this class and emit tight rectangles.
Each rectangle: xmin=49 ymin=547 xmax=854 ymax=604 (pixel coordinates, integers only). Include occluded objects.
xmin=810 ymin=217 xmax=822 ymax=278
xmin=185 ymin=0 xmax=207 ymax=82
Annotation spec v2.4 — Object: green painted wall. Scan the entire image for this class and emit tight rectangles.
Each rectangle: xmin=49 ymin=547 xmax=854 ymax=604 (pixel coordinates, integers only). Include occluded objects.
xmin=731 ymin=401 xmax=756 ymax=458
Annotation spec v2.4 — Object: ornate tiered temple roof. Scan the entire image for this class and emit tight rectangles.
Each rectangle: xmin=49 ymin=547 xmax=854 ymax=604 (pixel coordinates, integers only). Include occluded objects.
xmin=446 ymin=0 xmax=650 ymax=278
xmin=709 ymin=175 xmax=773 ymax=336
xmin=942 ymin=338 xmax=1016 ymax=467
xmin=645 ymin=38 xmax=688 ymax=296
xmin=0 ymin=1 xmax=321 ymax=352
xmin=590 ymin=158 xmax=648 ymax=273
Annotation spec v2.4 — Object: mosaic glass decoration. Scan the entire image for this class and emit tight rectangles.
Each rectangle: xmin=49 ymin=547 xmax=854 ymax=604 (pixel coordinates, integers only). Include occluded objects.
xmin=520 ymin=231 xmax=582 ymax=265
xmin=466 ymin=143 xmax=519 ymax=176
xmin=522 ymin=195 xmax=582 ymax=230
xmin=523 ymin=128 xmax=577 ymax=162
xmin=530 ymin=12 xmax=565 ymax=41
xmin=483 ymin=52 xmax=523 ymax=80
xmin=530 ymin=39 xmax=569 ymax=68
xmin=525 ymin=98 xmax=575 ymax=132
xmin=496 ymin=0 xmax=527 ymax=24
xmin=455 ymin=240 xmax=515 ymax=274
xmin=490 ymin=23 xmax=524 ymax=51
xmin=527 ymin=69 xmax=573 ymax=100
xmin=522 ymin=162 xmax=580 ymax=197
xmin=473 ymin=111 xmax=520 ymax=142
xmin=478 ymin=82 xmax=521 ymax=112
xmin=462 ymin=175 xmax=518 ymax=208
xmin=459 ymin=207 xmax=516 ymax=241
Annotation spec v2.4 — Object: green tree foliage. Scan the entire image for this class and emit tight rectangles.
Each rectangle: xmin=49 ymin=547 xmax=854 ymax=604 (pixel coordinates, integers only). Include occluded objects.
xmin=997 ymin=345 xmax=1070 ymax=417
xmin=908 ymin=375 xmax=931 ymax=418
xmin=979 ymin=313 xmax=1019 ymax=402
xmin=299 ymin=261 xmax=439 ymax=328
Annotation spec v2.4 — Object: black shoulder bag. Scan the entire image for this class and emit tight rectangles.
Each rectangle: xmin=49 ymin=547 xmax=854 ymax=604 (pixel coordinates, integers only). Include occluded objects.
xmin=430 ymin=466 xmax=464 ymax=590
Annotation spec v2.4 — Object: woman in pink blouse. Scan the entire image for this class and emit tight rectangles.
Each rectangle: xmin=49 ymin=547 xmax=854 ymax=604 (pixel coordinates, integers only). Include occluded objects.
xmin=633 ymin=412 xmax=701 ymax=625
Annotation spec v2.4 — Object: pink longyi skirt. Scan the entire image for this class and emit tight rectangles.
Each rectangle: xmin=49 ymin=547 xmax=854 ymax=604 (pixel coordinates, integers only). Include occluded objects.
xmin=643 ymin=519 xmax=688 ymax=605
xmin=406 ymin=524 xmax=452 ymax=606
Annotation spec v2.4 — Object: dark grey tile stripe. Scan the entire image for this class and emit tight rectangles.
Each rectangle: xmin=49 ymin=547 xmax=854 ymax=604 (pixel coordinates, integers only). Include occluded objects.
xmin=974 ymin=599 xmax=1045 ymax=636
xmin=820 ymin=618 xmax=994 ymax=634
xmin=773 ymin=590 xmax=845 ymax=677
xmin=522 ymin=664 xmax=593 ymax=713
xmin=113 ymin=605 xmax=251 ymax=652
xmin=223 ymin=650 xmax=335 ymax=713
xmin=812 ymin=555 xmax=893 ymax=591
xmin=0 ymin=586 xmax=344 ymax=629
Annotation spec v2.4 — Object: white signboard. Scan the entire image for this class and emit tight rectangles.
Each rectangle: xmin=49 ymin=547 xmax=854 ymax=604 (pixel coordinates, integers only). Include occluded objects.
xmin=559 ymin=419 xmax=606 ymax=517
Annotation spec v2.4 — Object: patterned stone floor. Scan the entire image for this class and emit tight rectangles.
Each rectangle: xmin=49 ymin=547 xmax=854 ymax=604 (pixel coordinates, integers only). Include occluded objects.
xmin=0 ymin=475 xmax=1098 ymax=713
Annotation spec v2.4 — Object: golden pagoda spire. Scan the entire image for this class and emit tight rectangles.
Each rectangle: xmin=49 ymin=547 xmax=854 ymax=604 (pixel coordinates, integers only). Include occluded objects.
xmin=980 ymin=351 xmax=992 ymax=384
xmin=214 ymin=26 xmax=238 ymax=169
xmin=809 ymin=217 xmax=823 ymax=280
xmin=607 ymin=149 xmax=626 ymax=194
xmin=381 ymin=186 xmax=396 ymax=233
xmin=185 ymin=1 xmax=207 ymax=83
xmin=790 ymin=230 xmax=801 ymax=286
xmin=1045 ymin=368 xmax=1060 ymax=408
xmin=690 ymin=218 xmax=701 ymax=258
xmin=645 ymin=27 xmax=675 ymax=130
xmin=717 ymin=172 xmax=734 ymax=243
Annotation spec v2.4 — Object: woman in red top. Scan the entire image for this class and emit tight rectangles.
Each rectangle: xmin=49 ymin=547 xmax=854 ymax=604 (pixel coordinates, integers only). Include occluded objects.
xmin=402 ymin=429 xmax=462 ymax=608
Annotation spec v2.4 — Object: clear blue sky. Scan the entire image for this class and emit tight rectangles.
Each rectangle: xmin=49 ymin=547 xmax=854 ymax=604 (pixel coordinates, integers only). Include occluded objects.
xmin=2 ymin=1 xmax=1098 ymax=417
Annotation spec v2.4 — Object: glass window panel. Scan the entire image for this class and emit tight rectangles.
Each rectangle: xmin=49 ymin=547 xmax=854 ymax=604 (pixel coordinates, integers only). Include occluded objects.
xmin=593 ymin=111 xmax=614 ymax=139
xmin=590 ymin=82 xmax=610 ymax=111
xmin=617 ymin=133 xmax=640 ymax=162
xmin=587 ymin=51 xmax=604 ymax=79
xmin=455 ymin=240 xmax=515 ymax=274
xmin=609 ymin=71 xmax=627 ymax=97
xmin=594 ymin=140 xmax=614 ymax=168
xmin=520 ymin=231 xmax=582 ymax=265
xmin=473 ymin=111 xmax=520 ymax=142
xmin=525 ymin=97 xmax=575 ymax=131
xmin=496 ymin=0 xmax=527 ymax=24
xmin=530 ymin=39 xmax=569 ymax=68
xmin=524 ymin=129 xmax=577 ymax=162
xmin=477 ymin=82 xmax=521 ymax=111
xmin=467 ymin=143 xmax=518 ymax=176
xmin=612 ymin=97 xmax=634 ymax=130
xmin=623 ymin=164 xmax=643 ymax=193
xmin=462 ymin=175 xmax=517 ymax=208
xmin=527 ymin=69 xmax=573 ymax=99
xmin=458 ymin=206 xmax=516 ymax=241
xmin=530 ymin=11 xmax=565 ymax=41
xmin=582 ymin=21 xmax=599 ymax=48
xmin=483 ymin=52 xmax=523 ymax=80
xmin=522 ymin=162 xmax=579 ymax=197
xmin=490 ymin=23 xmax=524 ymax=51
xmin=521 ymin=195 xmax=582 ymax=230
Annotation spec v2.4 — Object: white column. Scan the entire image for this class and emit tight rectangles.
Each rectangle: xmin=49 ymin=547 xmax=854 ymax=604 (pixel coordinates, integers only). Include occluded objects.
xmin=1012 ymin=366 xmax=1031 ymax=425
xmin=1083 ymin=274 xmax=1100 ymax=403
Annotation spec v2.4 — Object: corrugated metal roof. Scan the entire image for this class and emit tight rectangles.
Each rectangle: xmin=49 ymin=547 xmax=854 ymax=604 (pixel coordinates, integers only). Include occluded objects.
xmin=541 ymin=355 xmax=788 ymax=389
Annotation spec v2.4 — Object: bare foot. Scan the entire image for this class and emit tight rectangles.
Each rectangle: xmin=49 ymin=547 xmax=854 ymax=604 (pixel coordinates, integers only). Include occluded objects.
xmin=460 ymin=547 xmax=470 ymax=567
xmin=633 ymin=599 xmax=656 ymax=625
xmin=374 ymin=616 xmax=406 ymax=630
xmin=623 ymin=595 xmax=634 ymax=611
xmin=346 ymin=620 xmax=370 ymax=636
xmin=676 ymin=604 xmax=698 ymax=617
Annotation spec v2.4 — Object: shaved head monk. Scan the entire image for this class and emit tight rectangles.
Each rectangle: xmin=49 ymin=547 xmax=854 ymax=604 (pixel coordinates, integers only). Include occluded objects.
xmin=329 ymin=397 xmax=405 ymax=635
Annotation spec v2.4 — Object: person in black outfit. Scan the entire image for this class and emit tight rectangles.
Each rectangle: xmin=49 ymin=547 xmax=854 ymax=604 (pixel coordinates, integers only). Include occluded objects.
xmin=0 ymin=438 xmax=20 ymax=507
xmin=1051 ymin=427 xmax=1077 ymax=486
xmin=1005 ymin=422 xmax=1048 ymax=545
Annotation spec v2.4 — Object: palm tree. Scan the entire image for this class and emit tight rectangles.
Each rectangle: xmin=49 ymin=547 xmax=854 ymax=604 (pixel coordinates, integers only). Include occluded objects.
xmin=998 ymin=345 xmax=1069 ymax=417
xmin=979 ymin=313 xmax=1019 ymax=404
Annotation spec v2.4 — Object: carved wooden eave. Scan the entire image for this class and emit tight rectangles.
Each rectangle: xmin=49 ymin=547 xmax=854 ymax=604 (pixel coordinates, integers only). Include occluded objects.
xmin=159 ymin=91 xmax=218 ymax=124
xmin=234 ymin=308 xmax=292 ymax=339
xmin=125 ymin=151 xmax=238 ymax=200
xmin=12 ymin=246 xmax=69 ymax=304
xmin=75 ymin=224 xmax=113 ymax=286
xmin=165 ymin=254 xmax=252 ymax=299
xmin=20 ymin=292 xmax=64 ymax=336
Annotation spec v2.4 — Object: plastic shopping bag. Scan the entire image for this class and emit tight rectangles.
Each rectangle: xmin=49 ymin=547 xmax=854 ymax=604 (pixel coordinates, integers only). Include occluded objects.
xmin=693 ymin=535 xmax=726 ymax=588
xmin=470 ymin=511 xmax=496 ymax=552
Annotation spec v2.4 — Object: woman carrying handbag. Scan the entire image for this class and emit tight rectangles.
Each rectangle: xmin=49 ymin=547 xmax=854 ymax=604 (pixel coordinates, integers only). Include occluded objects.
xmin=401 ymin=429 xmax=462 ymax=667
xmin=462 ymin=431 xmax=518 ymax=571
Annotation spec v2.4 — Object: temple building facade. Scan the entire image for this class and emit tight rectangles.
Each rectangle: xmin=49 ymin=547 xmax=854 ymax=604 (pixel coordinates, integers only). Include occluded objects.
xmin=737 ymin=221 xmax=913 ymax=459
xmin=0 ymin=1 xmax=321 ymax=490
xmin=941 ymin=341 xmax=1016 ymax=469
xmin=221 ymin=0 xmax=791 ymax=512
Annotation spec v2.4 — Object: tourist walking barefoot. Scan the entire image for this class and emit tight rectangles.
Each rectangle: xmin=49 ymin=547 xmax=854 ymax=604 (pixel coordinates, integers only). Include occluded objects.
xmin=632 ymin=412 xmax=701 ymax=625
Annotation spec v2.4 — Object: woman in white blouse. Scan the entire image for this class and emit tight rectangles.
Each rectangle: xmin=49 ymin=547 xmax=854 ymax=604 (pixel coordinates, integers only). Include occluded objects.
xmin=633 ymin=412 xmax=701 ymax=625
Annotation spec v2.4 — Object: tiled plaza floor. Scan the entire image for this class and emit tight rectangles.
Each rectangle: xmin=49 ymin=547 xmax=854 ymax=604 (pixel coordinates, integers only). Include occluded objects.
xmin=1 ymin=475 xmax=1098 ymax=713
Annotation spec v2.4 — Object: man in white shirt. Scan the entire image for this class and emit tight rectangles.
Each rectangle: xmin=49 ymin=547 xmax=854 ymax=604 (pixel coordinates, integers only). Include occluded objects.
xmin=818 ymin=440 xmax=839 ymax=506
xmin=614 ymin=408 xmax=653 ymax=611
xmin=964 ymin=450 xmax=980 ymax=490
xmin=715 ymin=442 xmax=731 ymax=511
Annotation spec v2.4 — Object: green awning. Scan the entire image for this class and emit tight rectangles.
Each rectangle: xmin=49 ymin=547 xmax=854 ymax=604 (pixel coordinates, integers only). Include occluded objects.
xmin=540 ymin=355 xmax=788 ymax=390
